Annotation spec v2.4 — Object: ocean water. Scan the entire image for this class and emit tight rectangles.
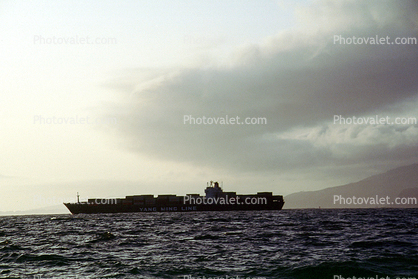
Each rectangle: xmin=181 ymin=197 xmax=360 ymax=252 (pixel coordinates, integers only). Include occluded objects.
xmin=0 ymin=209 xmax=417 ymax=279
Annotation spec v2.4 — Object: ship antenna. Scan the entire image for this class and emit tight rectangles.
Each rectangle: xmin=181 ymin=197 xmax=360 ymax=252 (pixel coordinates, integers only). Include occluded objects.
xmin=77 ymin=192 xmax=80 ymax=203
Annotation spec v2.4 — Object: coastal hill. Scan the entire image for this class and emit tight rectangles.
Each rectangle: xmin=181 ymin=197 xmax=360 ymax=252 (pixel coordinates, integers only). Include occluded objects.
xmin=285 ymin=163 xmax=418 ymax=208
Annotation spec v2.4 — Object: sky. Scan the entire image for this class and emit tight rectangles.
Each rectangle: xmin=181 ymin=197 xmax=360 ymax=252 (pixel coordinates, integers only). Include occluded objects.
xmin=1 ymin=0 xmax=418 ymax=212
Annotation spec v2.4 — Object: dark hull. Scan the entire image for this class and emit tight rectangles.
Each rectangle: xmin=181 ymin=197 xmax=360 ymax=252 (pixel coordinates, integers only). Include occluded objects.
xmin=64 ymin=202 xmax=284 ymax=214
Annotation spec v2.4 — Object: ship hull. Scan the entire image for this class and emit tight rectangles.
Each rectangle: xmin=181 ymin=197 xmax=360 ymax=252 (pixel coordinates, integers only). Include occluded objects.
xmin=64 ymin=202 xmax=284 ymax=214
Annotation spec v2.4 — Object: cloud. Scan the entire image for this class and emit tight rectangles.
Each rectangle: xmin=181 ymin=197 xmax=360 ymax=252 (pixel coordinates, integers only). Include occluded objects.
xmin=103 ymin=0 xmax=418 ymax=180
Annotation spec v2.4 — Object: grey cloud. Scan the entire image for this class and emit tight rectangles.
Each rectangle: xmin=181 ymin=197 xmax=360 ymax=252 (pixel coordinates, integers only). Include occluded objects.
xmin=103 ymin=0 xmax=418 ymax=178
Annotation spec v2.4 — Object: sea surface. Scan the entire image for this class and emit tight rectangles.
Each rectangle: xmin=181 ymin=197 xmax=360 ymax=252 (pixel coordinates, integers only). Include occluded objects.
xmin=0 ymin=209 xmax=417 ymax=279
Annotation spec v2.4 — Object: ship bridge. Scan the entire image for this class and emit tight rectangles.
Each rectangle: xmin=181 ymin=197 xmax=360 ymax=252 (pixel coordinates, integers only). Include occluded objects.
xmin=205 ymin=181 xmax=225 ymax=198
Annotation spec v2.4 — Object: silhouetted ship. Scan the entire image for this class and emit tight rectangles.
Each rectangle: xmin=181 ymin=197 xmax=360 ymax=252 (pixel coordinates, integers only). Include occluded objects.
xmin=64 ymin=181 xmax=285 ymax=214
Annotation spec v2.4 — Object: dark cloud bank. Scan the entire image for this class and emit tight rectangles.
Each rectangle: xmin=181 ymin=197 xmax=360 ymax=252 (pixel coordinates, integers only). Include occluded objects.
xmin=103 ymin=0 xmax=418 ymax=190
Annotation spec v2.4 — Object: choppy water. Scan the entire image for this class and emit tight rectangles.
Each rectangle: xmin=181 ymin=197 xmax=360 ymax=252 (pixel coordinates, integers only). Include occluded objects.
xmin=0 ymin=209 xmax=417 ymax=279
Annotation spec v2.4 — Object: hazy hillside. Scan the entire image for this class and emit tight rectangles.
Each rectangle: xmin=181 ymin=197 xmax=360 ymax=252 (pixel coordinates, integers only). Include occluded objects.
xmin=285 ymin=164 xmax=418 ymax=209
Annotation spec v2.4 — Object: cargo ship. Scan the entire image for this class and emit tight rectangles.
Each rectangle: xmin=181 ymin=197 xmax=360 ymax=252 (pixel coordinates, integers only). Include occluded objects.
xmin=63 ymin=181 xmax=284 ymax=214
